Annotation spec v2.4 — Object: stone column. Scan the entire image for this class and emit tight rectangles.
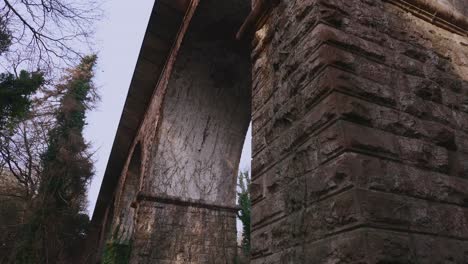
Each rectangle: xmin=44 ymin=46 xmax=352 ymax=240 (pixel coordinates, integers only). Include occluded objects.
xmin=130 ymin=1 xmax=252 ymax=263
xmin=251 ymin=0 xmax=468 ymax=262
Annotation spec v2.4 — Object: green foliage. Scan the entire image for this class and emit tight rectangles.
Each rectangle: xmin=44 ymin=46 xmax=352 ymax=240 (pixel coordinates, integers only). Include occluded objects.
xmin=39 ymin=55 xmax=98 ymax=206
xmin=0 ymin=71 xmax=44 ymax=130
xmin=12 ymin=212 xmax=90 ymax=263
xmin=237 ymin=170 xmax=251 ymax=257
xmin=11 ymin=55 xmax=97 ymax=263
xmin=101 ymin=222 xmax=132 ymax=264
xmin=102 ymin=242 xmax=132 ymax=264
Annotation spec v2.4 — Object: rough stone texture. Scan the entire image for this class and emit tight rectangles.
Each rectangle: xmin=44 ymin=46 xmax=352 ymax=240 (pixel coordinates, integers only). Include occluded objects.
xmin=131 ymin=201 xmax=237 ymax=263
xmin=144 ymin=34 xmax=250 ymax=205
xmin=124 ymin=1 xmax=251 ymax=263
xmin=111 ymin=144 xmax=142 ymax=244
xmin=251 ymin=0 xmax=468 ymax=263
xmin=428 ymin=0 xmax=468 ymax=17
xmin=96 ymin=0 xmax=252 ymax=263
xmin=88 ymin=0 xmax=468 ymax=263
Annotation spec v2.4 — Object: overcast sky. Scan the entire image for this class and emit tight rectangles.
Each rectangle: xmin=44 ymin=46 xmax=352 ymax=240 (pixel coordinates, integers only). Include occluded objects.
xmin=84 ymin=0 xmax=252 ymax=216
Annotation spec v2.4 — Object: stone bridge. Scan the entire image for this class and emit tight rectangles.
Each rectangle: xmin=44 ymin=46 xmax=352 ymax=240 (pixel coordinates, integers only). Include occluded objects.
xmin=85 ymin=0 xmax=468 ymax=263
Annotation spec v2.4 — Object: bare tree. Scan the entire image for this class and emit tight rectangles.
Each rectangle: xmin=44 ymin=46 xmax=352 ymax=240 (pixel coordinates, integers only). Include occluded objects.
xmin=0 ymin=2 xmax=100 ymax=262
xmin=0 ymin=0 xmax=100 ymax=73
xmin=0 ymin=85 xmax=56 ymax=263
xmin=0 ymin=0 xmax=101 ymax=197
xmin=0 ymin=113 xmax=51 ymax=199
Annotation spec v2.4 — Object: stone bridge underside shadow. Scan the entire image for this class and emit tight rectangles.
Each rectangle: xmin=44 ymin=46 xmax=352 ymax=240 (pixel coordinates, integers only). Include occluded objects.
xmin=131 ymin=1 xmax=251 ymax=263
xmin=87 ymin=0 xmax=468 ymax=263
xmin=86 ymin=0 xmax=252 ymax=263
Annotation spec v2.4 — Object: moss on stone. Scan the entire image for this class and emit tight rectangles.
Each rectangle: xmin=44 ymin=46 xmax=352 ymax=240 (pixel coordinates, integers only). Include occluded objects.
xmin=102 ymin=242 xmax=132 ymax=264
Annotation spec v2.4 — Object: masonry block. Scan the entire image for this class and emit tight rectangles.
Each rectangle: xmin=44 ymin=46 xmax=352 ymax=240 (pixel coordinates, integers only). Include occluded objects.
xmin=252 ymin=0 xmax=468 ymax=262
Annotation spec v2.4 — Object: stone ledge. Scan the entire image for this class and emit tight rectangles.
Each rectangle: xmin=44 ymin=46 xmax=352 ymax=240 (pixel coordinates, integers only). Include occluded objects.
xmin=384 ymin=0 xmax=468 ymax=35
xmin=137 ymin=192 xmax=240 ymax=213
xmin=236 ymin=0 xmax=279 ymax=40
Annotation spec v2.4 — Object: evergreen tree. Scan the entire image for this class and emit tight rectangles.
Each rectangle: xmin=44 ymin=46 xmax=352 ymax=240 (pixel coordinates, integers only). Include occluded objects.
xmin=12 ymin=55 xmax=98 ymax=264
xmin=0 ymin=15 xmax=44 ymax=131
xmin=237 ymin=171 xmax=251 ymax=257
xmin=0 ymin=71 xmax=44 ymax=130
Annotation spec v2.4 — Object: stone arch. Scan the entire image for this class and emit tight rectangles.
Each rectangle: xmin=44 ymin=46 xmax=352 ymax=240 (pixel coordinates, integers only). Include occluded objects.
xmin=129 ymin=0 xmax=252 ymax=262
xmin=112 ymin=142 xmax=143 ymax=244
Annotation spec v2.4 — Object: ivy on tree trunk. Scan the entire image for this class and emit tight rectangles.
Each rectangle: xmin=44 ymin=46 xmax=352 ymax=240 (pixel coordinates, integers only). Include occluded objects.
xmin=237 ymin=171 xmax=251 ymax=257
xmin=12 ymin=55 xmax=98 ymax=264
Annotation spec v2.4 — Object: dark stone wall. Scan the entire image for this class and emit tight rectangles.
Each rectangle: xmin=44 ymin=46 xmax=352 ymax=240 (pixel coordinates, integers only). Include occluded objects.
xmin=251 ymin=0 xmax=468 ymax=263
xmin=88 ymin=1 xmax=252 ymax=263
xmin=144 ymin=35 xmax=250 ymax=205
xmin=119 ymin=0 xmax=251 ymax=263
xmin=111 ymin=144 xmax=142 ymax=245
xmin=130 ymin=38 xmax=249 ymax=263
xmin=131 ymin=201 xmax=237 ymax=263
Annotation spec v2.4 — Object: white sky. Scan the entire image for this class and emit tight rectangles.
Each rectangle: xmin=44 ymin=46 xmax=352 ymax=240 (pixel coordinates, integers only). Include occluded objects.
xmin=84 ymin=0 xmax=154 ymax=215
xmin=84 ymin=0 xmax=252 ymax=216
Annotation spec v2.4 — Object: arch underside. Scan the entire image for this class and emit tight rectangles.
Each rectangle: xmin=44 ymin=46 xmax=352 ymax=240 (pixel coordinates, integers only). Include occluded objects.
xmin=88 ymin=0 xmax=468 ymax=263
xmin=128 ymin=0 xmax=251 ymax=263
xmin=113 ymin=144 xmax=142 ymax=244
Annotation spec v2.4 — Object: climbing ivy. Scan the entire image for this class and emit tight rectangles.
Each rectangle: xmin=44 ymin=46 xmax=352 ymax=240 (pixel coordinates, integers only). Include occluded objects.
xmin=102 ymin=242 xmax=132 ymax=264
xmin=11 ymin=55 xmax=98 ymax=263
xmin=101 ymin=221 xmax=133 ymax=264
xmin=237 ymin=170 xmax=251 ymax=257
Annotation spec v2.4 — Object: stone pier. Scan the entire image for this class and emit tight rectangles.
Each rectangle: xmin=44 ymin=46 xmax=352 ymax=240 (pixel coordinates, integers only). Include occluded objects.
xmin=86 ymin=0 xmax=468 ymax=263
xmin=249 ymin=0 xmax=468 ymax=263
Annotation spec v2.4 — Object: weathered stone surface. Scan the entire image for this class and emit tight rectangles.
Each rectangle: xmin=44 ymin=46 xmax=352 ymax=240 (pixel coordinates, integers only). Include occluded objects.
xmin=89 ymin=0 xmax=468 ymax=263
xmin=131 ymin=201 xmax=237 ymax=263
xmin=252 ymin=0 xmax=468 ymax=262
xmin=89 ymin=0 xmax=251 ymax=263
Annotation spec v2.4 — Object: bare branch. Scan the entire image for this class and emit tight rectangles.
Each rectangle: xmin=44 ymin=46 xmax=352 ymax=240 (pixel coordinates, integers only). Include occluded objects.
xmin=0 ymin=0 xmax=100 ymax=74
